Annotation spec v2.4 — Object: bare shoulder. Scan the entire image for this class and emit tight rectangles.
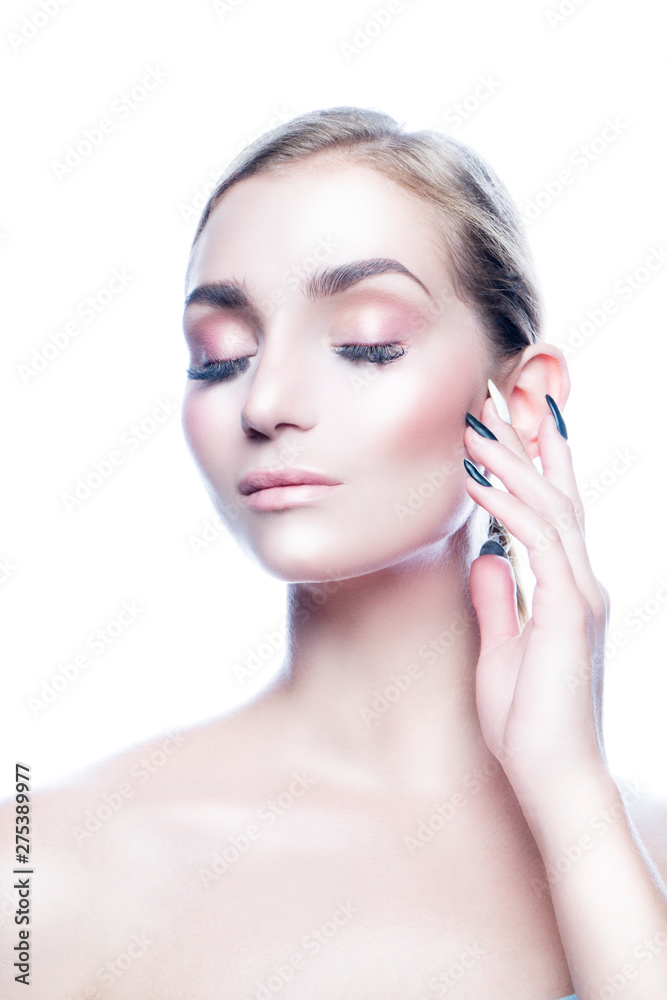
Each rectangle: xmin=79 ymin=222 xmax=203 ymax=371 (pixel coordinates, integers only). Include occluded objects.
xmin=0 ymin=698 xmax=283 ymax=997
xmin=618 ymin=777 xmax=667 ymax=888
xmin=27 ymin=696 xmax=279 ymax=846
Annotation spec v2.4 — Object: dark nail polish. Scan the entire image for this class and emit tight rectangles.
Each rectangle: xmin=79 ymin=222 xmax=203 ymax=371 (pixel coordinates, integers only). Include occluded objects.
xmin=479 ymin=539 xmax=508 ymax=558
xmin=465 ymin=411 xmax=498 ymax=441
xmin=545 ymin=394 xmax=568 ymax=439
xmin=463 ymin=459 xmax=493 ymax=487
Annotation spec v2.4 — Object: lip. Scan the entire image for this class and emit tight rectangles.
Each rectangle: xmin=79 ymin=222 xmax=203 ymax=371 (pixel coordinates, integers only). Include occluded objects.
xmin=238 ymin=467 xmax=345 ymax=511
xmin=239 ymin=466 xmax=343 ymax=495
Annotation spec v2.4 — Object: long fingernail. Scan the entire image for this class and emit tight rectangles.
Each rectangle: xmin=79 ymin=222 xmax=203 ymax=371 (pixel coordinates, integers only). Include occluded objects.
xmin=464 ymin=459 xmax=493 ymax=487
xmin=488 ymin=378 xmax=512 ymax=424
xmin=479 ymin=539 xmax=508 ymax=557
xmin=545 ymin=394 xmax=568 ymax=439
xmin=465 ymin=411 xmax=498 ymax=441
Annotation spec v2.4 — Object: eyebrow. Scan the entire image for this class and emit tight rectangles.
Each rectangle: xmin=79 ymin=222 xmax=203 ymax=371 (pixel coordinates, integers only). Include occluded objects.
xmin=183 ymin=257 xmax=433 ymax=312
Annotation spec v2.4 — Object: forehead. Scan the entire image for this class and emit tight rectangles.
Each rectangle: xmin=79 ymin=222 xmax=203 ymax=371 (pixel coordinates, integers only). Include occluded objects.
xmin=185 ymin=157 xmax=456 ymax=302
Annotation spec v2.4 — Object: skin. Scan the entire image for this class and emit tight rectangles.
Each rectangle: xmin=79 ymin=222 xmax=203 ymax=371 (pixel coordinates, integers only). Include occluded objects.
xmin=2 ymin=156 xmax=667 ymax=1000
xmin=181 ymin=157 xmax=514 ymax=795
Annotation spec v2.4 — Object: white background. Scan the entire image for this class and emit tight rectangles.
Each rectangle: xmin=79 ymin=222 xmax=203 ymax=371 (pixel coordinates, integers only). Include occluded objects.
xmin=1 ymin=0 xmax=665 ymax=800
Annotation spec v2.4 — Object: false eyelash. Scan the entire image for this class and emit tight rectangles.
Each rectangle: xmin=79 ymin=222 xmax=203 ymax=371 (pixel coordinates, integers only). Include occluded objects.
xmin=332 ymin=343 xmax=406 ymax=364
xmin=186 ymin=357 xmax=251 ymax=380
xmin=185 ymin=343 xmax=406 ymax=382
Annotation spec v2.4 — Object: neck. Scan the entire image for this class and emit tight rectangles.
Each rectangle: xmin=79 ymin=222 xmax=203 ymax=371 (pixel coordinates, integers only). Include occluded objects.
xmin=267 ymin=516 xmax=507 ymax=799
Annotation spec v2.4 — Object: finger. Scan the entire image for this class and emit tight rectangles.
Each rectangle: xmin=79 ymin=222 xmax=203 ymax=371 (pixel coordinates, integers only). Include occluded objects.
xmin=532 ymin=403 xmax=610 ymax=624
xmin=464 ymin=425 xmax=608 ymax=627
xmin=469 ymin=547 xmax=521 ymax=656
xmin=465 ymin=387 xmax=610 ymax=630
xmin=475 ymin=390 xmax=584 ymax=534
xmin=535 ymin=401 xmax=586 ymax=536
xmin=463 ymin=468 xmax=595 ymax=628
xmin=479 ymin=393 xmax=535 ymax=469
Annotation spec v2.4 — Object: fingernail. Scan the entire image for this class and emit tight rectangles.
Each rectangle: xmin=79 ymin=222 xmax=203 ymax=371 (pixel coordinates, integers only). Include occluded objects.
xmin=488 ymin=378 xmax=512 ymax=424
xmin=545 ymin=394 xmax=568 ymax=439
xmin=479 ymin=539 xmax=508 ymax=558
xmin=465 ymin=411 xmax=498 ymax=441
xmin=464 ymin=459 xmax=493 ymax=487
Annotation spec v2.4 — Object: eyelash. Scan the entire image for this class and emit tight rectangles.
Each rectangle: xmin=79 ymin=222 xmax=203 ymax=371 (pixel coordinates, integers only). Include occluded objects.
xmin=185 ymin=343 xmax=406 ymax=381
xmin=186 ymin=357 xmax=250 ymax=381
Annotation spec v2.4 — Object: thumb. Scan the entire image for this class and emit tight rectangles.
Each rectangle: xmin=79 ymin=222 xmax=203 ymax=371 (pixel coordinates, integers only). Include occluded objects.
xmin=469 ymin=541 xmax=522 ymax=655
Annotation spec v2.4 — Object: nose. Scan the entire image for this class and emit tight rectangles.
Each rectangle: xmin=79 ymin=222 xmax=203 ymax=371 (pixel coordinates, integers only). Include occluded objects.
xmin=240 ymin=328 xmax=318 ymax=439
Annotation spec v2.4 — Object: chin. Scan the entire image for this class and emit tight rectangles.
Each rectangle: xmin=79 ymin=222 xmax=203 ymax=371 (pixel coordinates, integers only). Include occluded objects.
xmin=233 ymin=520 xmax=366 ymax=583
xmin=228 ymin=510 xmax=466 ymax=586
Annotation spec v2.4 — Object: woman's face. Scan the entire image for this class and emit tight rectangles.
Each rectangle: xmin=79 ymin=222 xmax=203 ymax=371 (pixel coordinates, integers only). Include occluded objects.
xmin=182 ymin=157 xmax=492 ymax=581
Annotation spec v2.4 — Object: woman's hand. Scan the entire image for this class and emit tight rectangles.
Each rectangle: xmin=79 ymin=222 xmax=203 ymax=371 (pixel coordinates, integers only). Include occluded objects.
xmin=463 ymin=390 xmax=611 ymax=807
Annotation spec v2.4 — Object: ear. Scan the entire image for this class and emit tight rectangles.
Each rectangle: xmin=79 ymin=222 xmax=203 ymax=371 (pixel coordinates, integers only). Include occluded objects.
xmin=503 ymin=344 xmax=571 ymax=459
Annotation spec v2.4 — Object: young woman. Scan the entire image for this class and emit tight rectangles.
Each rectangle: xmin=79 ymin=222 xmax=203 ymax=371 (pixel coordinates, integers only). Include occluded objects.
xmin=4 ymin=106 xmax=667 ymax=999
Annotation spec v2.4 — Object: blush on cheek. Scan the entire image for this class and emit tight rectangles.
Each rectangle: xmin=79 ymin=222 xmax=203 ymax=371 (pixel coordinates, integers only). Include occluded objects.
xmin=181 ymin=395 xmax=203 ymax=456
xmin=369 ymin=363 xmax=471 ymax=469
xmin=181 ymin=395 xmax=242 ymax=520
xmin=181 ymin=394 xmax=228 ymax=466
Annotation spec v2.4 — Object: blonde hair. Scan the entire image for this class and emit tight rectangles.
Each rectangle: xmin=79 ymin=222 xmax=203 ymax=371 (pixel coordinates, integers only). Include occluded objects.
xmin=188 ymin=106 xmax=541 ymax=627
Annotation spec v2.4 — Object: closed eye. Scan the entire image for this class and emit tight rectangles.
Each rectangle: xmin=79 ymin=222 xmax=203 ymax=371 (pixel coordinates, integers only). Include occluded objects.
xmin=185 ymin=343 xmax=407 ymax=382
xmin=186 ymin=357 xmax=251 ymax=381
xmin=333 ymin=343 xmax=406 ymax=364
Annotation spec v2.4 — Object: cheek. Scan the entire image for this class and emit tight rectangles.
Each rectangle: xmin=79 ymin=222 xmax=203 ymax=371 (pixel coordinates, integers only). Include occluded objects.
xmin=315 ymin=350 xmax=481 ymax=568
xmin=354 ymin=351 xmax=475 ymax=498
xmin=181 ymin=391 xmax=236 ymax=483
xmin=181 ymin=392 xmax=209 ymax=463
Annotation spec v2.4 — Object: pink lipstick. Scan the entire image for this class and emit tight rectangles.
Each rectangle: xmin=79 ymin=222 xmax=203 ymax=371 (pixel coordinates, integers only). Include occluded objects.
xmin=238 ymin=467 xmax=344 ymax=511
